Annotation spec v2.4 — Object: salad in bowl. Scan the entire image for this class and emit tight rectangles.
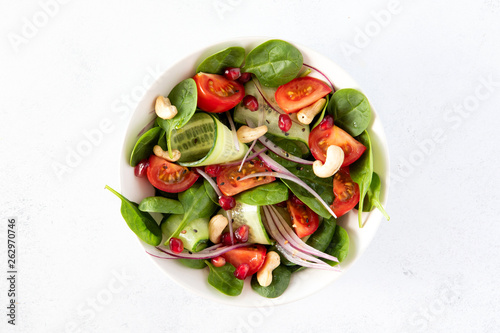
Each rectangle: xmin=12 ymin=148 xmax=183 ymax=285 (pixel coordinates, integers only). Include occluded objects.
xmin=107 ymin=38 xmax=390 ymax=305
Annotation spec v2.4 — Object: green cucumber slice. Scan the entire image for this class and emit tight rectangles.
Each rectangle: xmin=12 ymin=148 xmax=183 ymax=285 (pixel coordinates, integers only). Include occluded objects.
xmin=219 ymin=201 xmax=272 ymax=245
xmin=170 ymin=112 xmax=248 ymax=167
xmin=161 ymin=215 xmax=209 ymax=252
xmin=233 ymin=80 xmax=310 ymax=145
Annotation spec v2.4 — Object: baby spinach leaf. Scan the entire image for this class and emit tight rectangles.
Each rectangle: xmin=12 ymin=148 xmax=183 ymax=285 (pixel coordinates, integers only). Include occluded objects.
xmin=243 ymin=40 xmax=303 ymax=87
xmin=306 ymin=216 xmax=337 ymax=252
xmin=236 ymin=182 xmax=289 ymax=206
xmin=196 ymin=46 xmax=246 ymax=74
xmin=205 ymin=261 xmax=244 ymax=296
xmin=250 ymin=265 xmax=291 ymax=298
xmin=323 ymin=225 xmax=349 ymax=266
xmin=203 ymin=180 xmax=220 ymax=206
xmin=178 ymin=258 xmax=207 ymax=269
xmin=138 ymin=196 xmax=184 ymax=214
xmin=266 ymin=137 xmax=310 ymax=168
xmin=157 ymin=130 xmax=167 ymax=150
xmin=157 ymin=78 xmax=197 ymax=158
xmin=311 ymin=94 xmax=330 ymax=129
xmin=362 ymin=172 xmax=390 ymax=221
xmin=349 ymin=131 xmax=373 ymax=228
xmin=155 ymin=188 xmax=178 ymax=200
xmin=129 ymin=127 xmax=163 ymax=166
xmin=105 ymin=185 xmax=162 ymax=246
xmin=328 ymin=89 xmax=372 ymax=137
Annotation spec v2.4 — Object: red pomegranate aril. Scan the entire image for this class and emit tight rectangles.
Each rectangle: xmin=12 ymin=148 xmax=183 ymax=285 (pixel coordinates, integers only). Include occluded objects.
xmin=242 ymin=95 xmax=259 ymax=111
xmin=224 ymin=67 xmax=241 ymax=81
xmin=205 ymin=164 xmax=222 ymax=178
xmin=234 ymin=263 xmax=250 ymax=280
xmin=219 ymin=195 xmax=236 ymax=210
xmin=238 ymin=72 xmax=252 ymax=84
xmin=134 ymin=159 xmax=149 ymax=178
xmin=211 ymin=256 xmax=226 ymax=267
xmin=278 ymin=114 xmax=292 ymax=132
xmin=169 ymin=237 xmax=184 ymax=253
xmin=234 ymin=225 xmax=249 ymax=243
xmin=320 ymin=115 xmax=334 ymax=131
xmin=221 ymin=232 xmax=233 ymax=246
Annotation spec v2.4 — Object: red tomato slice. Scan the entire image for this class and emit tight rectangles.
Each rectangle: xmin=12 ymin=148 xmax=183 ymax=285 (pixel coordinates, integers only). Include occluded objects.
xmin=146 ymin=155 xmax=198 ymax=193
xmin=331 ymin=167 xmax=360 ymax=217
xmin=275 ymin=77 xmax=332 ymax=114
xmin=217 ymin=159 xmax=275 ymax=197
xmin=287 ymin=197 xmax=319 ymax=238
xmin=193 ymin=73 xmax=245 ymax=113
xmin=222 ymin=244 xmax=267 ymax=277
xmin=309 ymin=125 xmax=366 ymax=167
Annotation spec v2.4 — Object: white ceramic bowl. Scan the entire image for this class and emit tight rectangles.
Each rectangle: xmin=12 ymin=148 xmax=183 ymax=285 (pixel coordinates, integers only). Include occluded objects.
xmin=119 ymin=37 xmax=390 ymax=306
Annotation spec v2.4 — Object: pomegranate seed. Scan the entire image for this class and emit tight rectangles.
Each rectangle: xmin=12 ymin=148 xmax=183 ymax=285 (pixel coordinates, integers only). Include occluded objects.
xmin=278 ymin=114 xmax=292 ymax=132
xmin=224 ymin=67 xmax=241 ymax=81
xmin=134 ymin=159 xmax=149 ymax=178
xmin=169 ymin=238 xmax=184 ymax=253
xmin=219 ymin=195 xmax=236 ymax=210
xmin=234 ymin=263 xmax=250 ymax=280
xmin=221 ymin=232 xmax=233 ymax=246
xmin=276 ymin=200 xmax=287 ymax=208
xmin=204 ymin=164 xmax=222 ymax=177
xmin=320 ymin=115 xmax=334 ymax=131
xmin=290 ymin=195 xmax=305 ymax=206
xmin=242 ymin=95 xmax=259 ymax=111
xmin=211 ymin=256 xmax=226 ymax=267
xmin=238 ymin=72 xmax=252 ymax=84
xmin=234 ymin=225 xmax=249 ymax=243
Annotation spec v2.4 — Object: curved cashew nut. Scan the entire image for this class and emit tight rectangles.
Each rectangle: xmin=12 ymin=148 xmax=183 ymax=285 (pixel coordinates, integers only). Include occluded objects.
xmin=153 ymin=145 xmax=181 ymax=162
xmin=155 ymin=96 xmax=178 ymax=120
xmin=313 ymin=145 xmax=344 ymax=178
xmin=209 ymin=215 xmax=229 ymax=244
xmin=257 ymin=251 xmax=280 ymax=287
xmin=236 ymin=125 xmax=268 ymax=143
xmin=297 ymin=98 xmax=326 ymax=125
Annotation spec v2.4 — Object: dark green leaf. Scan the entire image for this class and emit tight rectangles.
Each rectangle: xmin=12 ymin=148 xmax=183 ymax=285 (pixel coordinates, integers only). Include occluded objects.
xmin=236 ymin=182 xmax=289 ymax=206
xmin=323 ymin=225 xmax=349 ymax=266
xmin=196 ymin=46 xmax=246 ymax=74
xmin=362 ymin=172 xmax=390 ymax=221
xmin=328 ymin=89 xmax=372 ymax=137
xmin=243 ymin=40 xmax=303 ymax=87
xmin=251 ymin=265 xmax=291 ymax=298
xmin=105 ymin=185 xmax=162 ymax=246
xmin=203 ymin=180 xmax=220 ymax=206
xmin=206 ymin=261 xmax=244 ymax=296
xmin=138 ymin=196 xmax=184 ymax=214
xmin=178 ymin=258 xmax=207 ymax=269
xmin=312 ymin=94 xmax=330 ymax=129
xmin=266 ymin=136 xmax=310 ymax=168
xmin=129 ymin=127 xmax=163 ymax=166
xmin=306 ymin=216 xmax=337 ymax=252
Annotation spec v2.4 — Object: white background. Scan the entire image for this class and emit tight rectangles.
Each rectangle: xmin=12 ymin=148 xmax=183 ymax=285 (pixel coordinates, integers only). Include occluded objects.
xmin=1 ymin=0 xmax=499 ymax=332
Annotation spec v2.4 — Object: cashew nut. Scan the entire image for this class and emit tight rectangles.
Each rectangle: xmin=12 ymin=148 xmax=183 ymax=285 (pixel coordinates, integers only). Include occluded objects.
xmin=256 ymin=251 xmax=280 ymax=287
xmin=155 ymin=96 xmax=178 ymax=120
xmin=153 ymin=145 xmax=181 ymax=162
xmin=209 ymin=215 xmax=229 ymax=244
xmin=236 ymin=125 xmax=268 ymax=143
xmin=313 ymin=145 xmax=344 ymax=178
xmin=297 ymin=98 xmax=327 ymax=125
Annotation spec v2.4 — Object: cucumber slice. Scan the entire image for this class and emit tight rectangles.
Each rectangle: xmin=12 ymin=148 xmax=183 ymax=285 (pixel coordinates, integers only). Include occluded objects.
xmin=219 ymin=201 xmax=272 ymax=245
xmin=161 ymin=215 xmax=210 ymax=252
xmin=170 ymin=112 xmax=248 ymax=167
xmin=234 ymin=80 xmax=310 ymax=145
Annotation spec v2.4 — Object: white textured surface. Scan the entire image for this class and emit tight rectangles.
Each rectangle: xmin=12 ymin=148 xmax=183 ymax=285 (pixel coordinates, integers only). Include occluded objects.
xmin=1 ymin=0 xmax=499 ymax=332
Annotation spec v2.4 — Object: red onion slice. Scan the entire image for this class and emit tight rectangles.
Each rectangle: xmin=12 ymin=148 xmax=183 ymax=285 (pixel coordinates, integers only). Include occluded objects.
xmin=196 ymin=168 xmax=222 ymax=198
xmin=303 ymin=63 xmax=336 ymax=92
xmin=226 ymin=111 xmax=240 ymax=152
xmin=258 ymin=136 xmax=314 ymax=165
xmin=275 ymin=244 xmax=341 ymax=271
xmin=151 ymin=242 xmax=247 ymax=260
xmin=220 ymin=148 xmax=267 ymax=167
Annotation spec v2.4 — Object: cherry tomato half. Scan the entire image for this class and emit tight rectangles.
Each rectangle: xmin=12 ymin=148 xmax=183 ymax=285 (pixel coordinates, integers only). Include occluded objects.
xmin=146 ymin=155 xmax=199 ymax=193
xmin=287 ymin=197 xmax=319 ymax=238
xmin=275 ymin=77 xmax=332 ymax=114
xmin=331 ymin=167 xmax=360 ymax=217
xmin=193 ymin=73 xmax=245 ymax=113
xmin=217 ymin=159 xmax=275 ymax=197
xmin=309 ymin=125 xmax=366 ymax=167
xmin=222 ymin=244 xmax=267 ymax=277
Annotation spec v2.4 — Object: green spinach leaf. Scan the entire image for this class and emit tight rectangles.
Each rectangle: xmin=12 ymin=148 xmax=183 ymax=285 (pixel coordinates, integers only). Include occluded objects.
xmin=178 ymin=258 xmax=207 ymax=269
xmin=205 ymin=261 xmax=244 ymax=296
xmin=266 ymin=137 xmax=309 ymax=168
xmin=362 ymin=172 xmax=390 ymax=221
xmin=324 ymin=225 xmax=349 ymax=266
xmin=196 ymin=46 xmax=246 ymax=74
xmin=328 ymin=89 xmax=372 ymax=137
xmin=311 ymin=94 xmax=330 ymax=129
xmin=129 ymin=127 xmax=163 ymax=166
xmin=157 ymin=78 xmax=197 ymax=158
xmin=306 ymin=216 xmax=337 ymax=252
xmin=203 ymin=180 xmax=220 ymax=206
xmin=105 ymin=185 xmax=162 ymax=246
xmin=243 ymin=40 xmax=303 ymax=87
xmin=349 ymin=131 xmax=373 ymax=228
xmin=138 ymin=196 xmax=184 ymax=214
xmin=250 ymin=265 xmax=291 ymax=298
xmin=236 ymin=182 xmax=289 ymax=206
